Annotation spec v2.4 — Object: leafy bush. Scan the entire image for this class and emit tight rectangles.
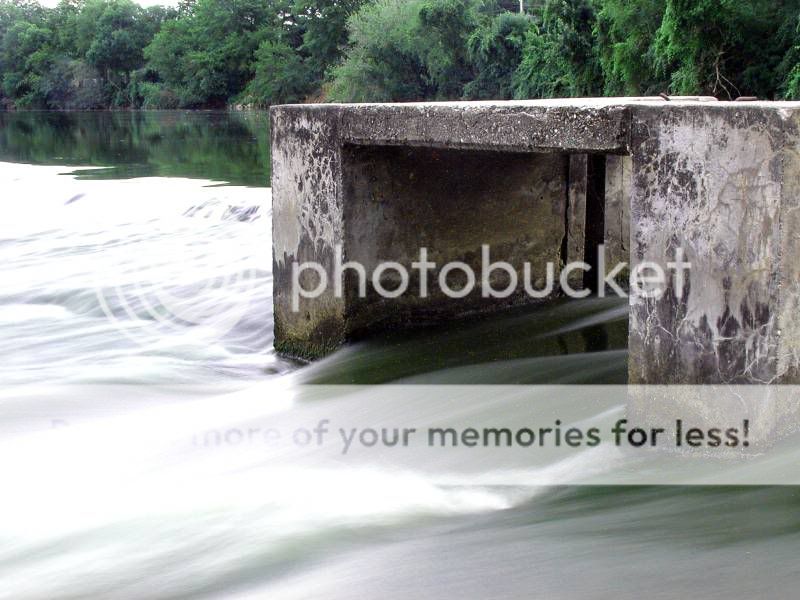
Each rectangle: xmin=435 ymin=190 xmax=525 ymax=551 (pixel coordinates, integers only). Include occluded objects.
xmin=513 ymin=0 xmax=603 ymax=99
xmin=595 ymin=0 xmax=667 ymax=96
xmin=327 ymin=0 xmax=428 ymax=102
xmin=138 ymin=82 xmax=180 ymax=109
xmin=328 ymin=0 xmax=481 ymax=102
xmin=241 ymin=39 xmax=312 ymax=107
xmin=464 ymin=12 xmax=531 ymax=100
xmin=38 ymin=58 xmax=107 ymax=109
xmin=652 ymin=0 xmax=796 ymax=99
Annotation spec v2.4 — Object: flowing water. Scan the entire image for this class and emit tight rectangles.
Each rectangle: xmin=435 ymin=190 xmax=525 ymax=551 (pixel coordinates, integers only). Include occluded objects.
xmin=0 ymin=111 xmax=798 ymax=599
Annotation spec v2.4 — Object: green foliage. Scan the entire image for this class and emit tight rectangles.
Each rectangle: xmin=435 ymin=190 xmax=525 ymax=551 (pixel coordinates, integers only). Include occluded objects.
xmin=1 ymin=5 xmax=46 ymax=89
xmin=785 ymin=67 xmax=800 ymax=99
xmin=133 ymin=76 xmax=180 ymax=109
xmin=0 ymin=0 xmax=166 ymax=108
xmin=416 ymin=0 xmax=480 ymax=98
xmin=1 ymin=20 xmax=51 ymax=106
xmin=2 ymin=0 xmax=800 ymax=109
xmin=328 ymin=0 xmax=481 ymax=102
xmin=595 ymin=0 xmax=666 ymax=95
xmin=38 ymin=57 xmax=106 ymax=109
xmin=327 ymin=0 xmax=428 ymax=102
xmin=513 ymin=0 xmax=603 ymax=99
xmin=652 ymin=0 xmax=796 ymax=99
xmin=296 ymin=0 xmax=367 ymax=82
xmin=465 ymin=12 xmax=531 ymax=100
xmin=780 ymin=16 xmax=800 ymax=99
xmin=144 ymin=0 xmax=275 ymax=107
xmin=243 ymin=39 xmax=308 ymax=106
xmin=241 ymin=0 xmax=366 ymax=106
xmin=82 ymin=1 xmax=151 ymax=74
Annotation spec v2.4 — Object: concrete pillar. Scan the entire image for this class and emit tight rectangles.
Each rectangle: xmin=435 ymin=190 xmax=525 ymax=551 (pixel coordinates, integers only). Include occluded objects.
xmin=627 ymin=104 xmax=800 ymax=384
xmin=566 ymin=154 xmax=587 ymax=289
xmin=270 ymin=107 xmax=346 ymax=359
xmin=604 ymin=154 xmax=631 ymax=281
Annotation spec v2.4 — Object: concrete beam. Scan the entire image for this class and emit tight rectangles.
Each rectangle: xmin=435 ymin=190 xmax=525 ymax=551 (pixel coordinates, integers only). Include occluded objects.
xmin=337 ymin=101 xmax=631 ymax=154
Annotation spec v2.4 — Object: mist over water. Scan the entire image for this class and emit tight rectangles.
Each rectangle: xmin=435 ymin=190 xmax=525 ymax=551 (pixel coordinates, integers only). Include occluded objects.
xmin=1 ymin=112 xmax=798 ymax=599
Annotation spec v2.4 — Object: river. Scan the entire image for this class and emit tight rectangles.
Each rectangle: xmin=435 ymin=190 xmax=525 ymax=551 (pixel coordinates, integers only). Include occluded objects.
xmin=0 ymin=111 xmax=797 ymax=599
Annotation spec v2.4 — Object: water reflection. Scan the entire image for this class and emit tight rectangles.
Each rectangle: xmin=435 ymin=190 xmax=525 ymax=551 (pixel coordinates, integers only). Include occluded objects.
xmin=303 ymin=297 xmax=629 ymax=384
xmin=0 ymin=111 xmax=270 ymax=187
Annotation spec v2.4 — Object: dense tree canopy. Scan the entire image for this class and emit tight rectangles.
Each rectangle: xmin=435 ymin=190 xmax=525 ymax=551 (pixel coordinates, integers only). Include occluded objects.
xmin=595 ymin=0 xmax=666 ymax=96
xmin=512 ymin=0 xmax=602 ymax=99
xmin=0 ymin=0 xmax=799 ymax=109
xmin=652 ymin=0 xmax=798 ymax=99
xmin=464 ymin=11 xmax=528 ymax=99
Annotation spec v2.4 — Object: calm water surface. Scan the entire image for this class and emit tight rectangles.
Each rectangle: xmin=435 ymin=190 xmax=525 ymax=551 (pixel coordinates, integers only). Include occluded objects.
xmin=0 ymin=110 xmax=270 ymax=185
xmin=0 ymin=111 xmax=797 ymax=599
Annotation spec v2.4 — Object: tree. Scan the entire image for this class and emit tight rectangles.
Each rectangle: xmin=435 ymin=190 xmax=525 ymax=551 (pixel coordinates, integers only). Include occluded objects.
xmin=38 ymin=57 xmax=106 ymax=109
xmin=464 ymin=11 xmax=530 ymax=99
xmin=595 ymin=0 xmax=667 ymax=96
xmin=779 ymin=15 xmax=800 ymax=99
xmin=242 ymin=0 xmax=366 ymax=106
xmin=243 ymin=38 xmax=309 ymax=105
xmin=327 ymin=0 xmax=430 ymax=102
xmin=513 ymin=0 xmax=602 ymax=99
xmin=0 ymin=0 xmax=48 ymax=106
xmin=416 ymin=0 xmax=479 ymax=98
xmin=3 ymin=0 xmax=800 ymax=108
xmin=1 ymin=20 xmax=51 ymax=106
xmin=327 ymin=0 xmax=481 ymax=102
xmin=295 ymin=0 xmax=366 ymax=82
xmin=653 ymin=0 xmax=796 ymax=99
xmin=144 ymin=0 xmax=276 ymax=107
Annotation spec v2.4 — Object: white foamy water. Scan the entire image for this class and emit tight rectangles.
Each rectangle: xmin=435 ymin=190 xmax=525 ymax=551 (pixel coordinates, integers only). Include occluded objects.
xmin=1 ymin=163 xmax=554 ymax=599
xmin=5 ymin=158 xmax=796 ymax=600
xmin=0 ymin=162 xmax=282 ymax=387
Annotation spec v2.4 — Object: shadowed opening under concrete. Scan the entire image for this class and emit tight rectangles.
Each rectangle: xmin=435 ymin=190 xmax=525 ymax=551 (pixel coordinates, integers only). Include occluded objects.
xmin=340 ymin=144 xmax=631 ymax=337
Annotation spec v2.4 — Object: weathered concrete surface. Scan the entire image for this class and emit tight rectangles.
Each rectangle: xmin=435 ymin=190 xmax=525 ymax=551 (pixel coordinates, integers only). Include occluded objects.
xmin=338 ymin=100 xmax=631 ymax=154
xmin=566 ymin=154 xmax=588 ymax=289
xmin=777 ymin=110 xmax=800 ymax=383
xmin=271 ymin=106 xmax=345 ymax=358
xmin=342 ymin=145 xmax=567 ymax=332
xmin=604 ymin=154 xmax=631 ymax=278
xmin=628 ymin=103 xmax=800 ymax=385
xmin=271 ymin=99 xmax=800 ymax=386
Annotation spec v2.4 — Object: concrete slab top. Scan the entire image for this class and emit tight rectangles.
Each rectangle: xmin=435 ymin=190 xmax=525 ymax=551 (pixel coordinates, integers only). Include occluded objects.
xmin=271 ymin=98 xmax=800 ymax=156
xmin=275 ymin=97 xmax=800 ymax=110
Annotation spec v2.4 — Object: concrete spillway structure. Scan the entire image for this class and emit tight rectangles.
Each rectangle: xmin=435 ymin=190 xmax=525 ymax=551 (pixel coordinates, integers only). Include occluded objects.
xmin=271 ymin=98 xmax=800 ymax=385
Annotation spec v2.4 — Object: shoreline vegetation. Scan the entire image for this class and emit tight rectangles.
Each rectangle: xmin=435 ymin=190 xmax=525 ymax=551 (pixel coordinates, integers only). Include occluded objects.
xmin=1 ymin=0 xmax=799 ymax=112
